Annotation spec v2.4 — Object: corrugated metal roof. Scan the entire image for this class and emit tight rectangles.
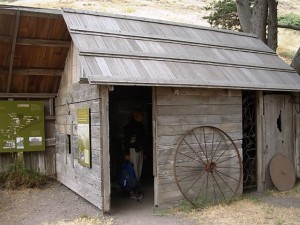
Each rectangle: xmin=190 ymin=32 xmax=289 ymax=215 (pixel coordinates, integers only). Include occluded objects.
xmin=62 ymin=8 xmax=300 ymax=91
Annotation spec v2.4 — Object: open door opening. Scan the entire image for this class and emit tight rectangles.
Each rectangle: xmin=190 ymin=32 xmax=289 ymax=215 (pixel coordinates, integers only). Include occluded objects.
xmin=108 ymin=86 xmax=153 ymax=213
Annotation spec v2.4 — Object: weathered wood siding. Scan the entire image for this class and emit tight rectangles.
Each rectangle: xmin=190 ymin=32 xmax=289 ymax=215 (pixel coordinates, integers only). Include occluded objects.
xmin=154 ymin=87 xmax=243 ymax=206
xmin=55 ymin=43 xmax=103 ymax=209
xmin=296 ymin=112 xmax=300 ymax=179
xmin=263 ymin=94 xmax=294 ymax=189
xmin=0 ymin=153 xmax=17 ymax=172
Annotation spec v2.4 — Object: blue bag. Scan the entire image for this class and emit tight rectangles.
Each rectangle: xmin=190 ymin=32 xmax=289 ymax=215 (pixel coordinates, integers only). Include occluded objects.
xmin=118 ymin=161 xmax=138 ymax=193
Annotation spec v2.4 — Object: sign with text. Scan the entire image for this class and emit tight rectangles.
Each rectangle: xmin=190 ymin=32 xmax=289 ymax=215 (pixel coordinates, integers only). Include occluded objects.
xmin=77 ymin=107 xmax=91 ymax=168
xmin=0 ymin=101 xmax=45 ymax=153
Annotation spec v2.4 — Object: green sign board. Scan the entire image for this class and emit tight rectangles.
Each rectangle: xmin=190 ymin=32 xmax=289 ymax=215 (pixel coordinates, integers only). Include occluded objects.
xmin=0 ymin=101 xmax=45 ymax=153
xmin=77 ymin=108 xmax=91 ymax=168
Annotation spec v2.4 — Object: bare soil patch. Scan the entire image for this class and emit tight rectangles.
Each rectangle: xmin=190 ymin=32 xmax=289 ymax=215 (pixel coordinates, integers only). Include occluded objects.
xmin=0 ymin=180 xmax=198 ymax=225
xmin=1 ymin=180 xmax=300 ymax=225
xmin=0 ymin=181 xmax=101 ymax=225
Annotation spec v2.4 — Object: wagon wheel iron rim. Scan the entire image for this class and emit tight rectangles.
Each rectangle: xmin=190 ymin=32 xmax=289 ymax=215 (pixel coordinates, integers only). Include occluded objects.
xmin=173 ymin=126 xmax=242 ymax=206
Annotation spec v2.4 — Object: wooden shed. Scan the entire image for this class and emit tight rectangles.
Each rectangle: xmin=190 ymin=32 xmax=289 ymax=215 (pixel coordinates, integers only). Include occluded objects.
xmin=1 ymin=6 xmax=300 ymax=212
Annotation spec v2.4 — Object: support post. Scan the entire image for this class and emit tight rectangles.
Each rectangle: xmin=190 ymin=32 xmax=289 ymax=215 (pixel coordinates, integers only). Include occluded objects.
xmin=256 ymin=91 xmax=265 ymax=192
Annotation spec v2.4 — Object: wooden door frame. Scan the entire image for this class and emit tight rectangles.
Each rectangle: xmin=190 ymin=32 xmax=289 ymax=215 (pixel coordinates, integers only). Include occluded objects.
xmin=102 ymin=86 xmax=157 ymax=211
xmin=101 ymin=85 xmax=110 ymax=212
xmin=256 ymin=91 xmax=264 ymax=192
xmin=152 ymin=87 xmax=158 ymax=206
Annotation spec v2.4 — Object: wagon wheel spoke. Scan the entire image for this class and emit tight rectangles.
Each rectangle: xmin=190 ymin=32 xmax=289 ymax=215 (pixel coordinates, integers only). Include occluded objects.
xmin=174 ymin=126 xmax=242 ymax=207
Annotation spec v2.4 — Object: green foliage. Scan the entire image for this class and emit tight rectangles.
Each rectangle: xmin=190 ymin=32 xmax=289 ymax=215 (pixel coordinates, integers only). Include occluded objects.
xmin=278 ymin=13 xmax=300 ymax=26
xmin=203 ymin=0 xmax=240 ymax=31
xmin=203 ymin=0 xmax=255 ymax=31
xmin=0 ymin=157 xmax=52 ymax=190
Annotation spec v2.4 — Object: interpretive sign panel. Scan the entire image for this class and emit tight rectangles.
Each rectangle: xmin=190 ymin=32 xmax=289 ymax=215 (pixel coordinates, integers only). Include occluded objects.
xmin=0 ymin=101 xmax=45 ymax=153
xmin=77 ymin=107 xmax=91 ymax=168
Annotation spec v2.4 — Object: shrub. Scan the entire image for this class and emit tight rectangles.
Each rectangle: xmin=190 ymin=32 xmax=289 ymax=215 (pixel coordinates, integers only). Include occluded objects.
xmin=0 ymin=157 xmax=52 ymax=190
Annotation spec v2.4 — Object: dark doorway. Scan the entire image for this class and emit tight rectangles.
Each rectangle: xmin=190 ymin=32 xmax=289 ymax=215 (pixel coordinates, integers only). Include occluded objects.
xmin=108 ymin=86 xmax=153 ymax=211
xmin=242 ymin=91 xmax=257 ymax=190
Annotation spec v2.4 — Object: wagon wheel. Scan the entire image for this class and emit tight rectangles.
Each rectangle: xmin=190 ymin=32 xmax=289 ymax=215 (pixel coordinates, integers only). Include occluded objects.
xmin=174 ymin=126 xmax=242 ymax=206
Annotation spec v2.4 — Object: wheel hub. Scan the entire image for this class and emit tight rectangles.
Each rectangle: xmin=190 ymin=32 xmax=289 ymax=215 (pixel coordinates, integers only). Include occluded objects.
xmin=205 ymin=161 xmax=216 ymax=172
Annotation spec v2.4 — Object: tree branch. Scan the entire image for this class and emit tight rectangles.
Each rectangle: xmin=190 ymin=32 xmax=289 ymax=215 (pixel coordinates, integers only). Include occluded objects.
xmin=278 ymin=24 xmax=300 ymax=31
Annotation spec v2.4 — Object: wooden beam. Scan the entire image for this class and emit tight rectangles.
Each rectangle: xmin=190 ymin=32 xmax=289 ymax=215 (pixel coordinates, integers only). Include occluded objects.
xmin=17 ymin=38 xmax=70 ymax=48
xmin=0 ymin=36 xmax=70 ymax=48
xmin=14 ymin=68 xmax=63 ymax=76
xmin=0 ymin=7 xmax=62 ymax=19
xmin=7 ymin=11 xmax=20 ymax=93
xmin=0 ymin=68 xmax=63 ymax=76
xmin=0 ymin=93 xmax=57 ymax=98
xmin=0 ymin=35 xmax=10 ymax=43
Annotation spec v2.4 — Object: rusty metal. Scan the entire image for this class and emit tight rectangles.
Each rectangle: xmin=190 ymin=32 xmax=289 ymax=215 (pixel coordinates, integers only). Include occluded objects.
xmin=174 ymin=126 xmax=242 ymax=206
xmin=270 ymin=153 xmax=295 ymax=191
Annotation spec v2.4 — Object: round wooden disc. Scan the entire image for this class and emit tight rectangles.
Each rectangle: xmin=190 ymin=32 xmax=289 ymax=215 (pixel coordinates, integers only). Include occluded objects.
xmin=270 ymin=153 xmax=295 ymax=191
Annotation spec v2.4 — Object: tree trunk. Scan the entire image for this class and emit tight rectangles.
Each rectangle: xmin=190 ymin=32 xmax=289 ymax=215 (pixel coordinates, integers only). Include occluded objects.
xmin=291 ymin=48 xmax=300 ymax=75
xmin=252 ymin=0 xmax=268 ymax=43
xmin=236 ymin=0 xmax=252 ymax=33
xmin=267 ymin=0 xmax=278 ymax=51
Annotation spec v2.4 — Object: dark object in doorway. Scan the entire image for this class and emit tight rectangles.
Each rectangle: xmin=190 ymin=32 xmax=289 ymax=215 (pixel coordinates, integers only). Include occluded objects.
xmin=277 ymin=111 xmax=282 ymax=132
xmin=118 ymin=161 xmax=142 ymax=202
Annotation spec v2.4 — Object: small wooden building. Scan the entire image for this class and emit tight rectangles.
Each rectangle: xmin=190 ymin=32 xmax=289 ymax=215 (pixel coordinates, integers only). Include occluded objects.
xmin=1 ymin=6 xmax=300 ymax=212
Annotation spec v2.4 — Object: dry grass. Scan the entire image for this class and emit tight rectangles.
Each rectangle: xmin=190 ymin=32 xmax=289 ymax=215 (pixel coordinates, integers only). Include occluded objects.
xmin=43 ymin=216 xmax=113 ymax=225
xmin=169 ymin=182 xmax=300 ymax=225
xmin=268 ymin=181 xmax=300 ymax=198
xmin=183 ymin=199 xmax=300 ymax=225
xmin=277 ymin=29 xmax=300 ymax=63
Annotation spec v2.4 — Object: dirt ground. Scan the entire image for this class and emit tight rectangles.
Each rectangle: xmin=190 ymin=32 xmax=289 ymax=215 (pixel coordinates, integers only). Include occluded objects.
xmin=0 ymin=181 xmax=197 ymax=225
xmin=1 ymin=180 xmax=300 ymax=225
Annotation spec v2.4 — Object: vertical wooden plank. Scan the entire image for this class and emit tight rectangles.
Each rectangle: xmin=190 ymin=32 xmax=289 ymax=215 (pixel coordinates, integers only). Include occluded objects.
xmin=283 ymin=95 xmax=294 ymax=161
xmin=0 ymin=153 xmax=17 ymax=172
xmin=101 ymin=85 xmax=110 ymax=212
xmin=295 ymin=113 xmax=300 ymax=178
xmin=256 ymin=91 xmax=264 ymax=192
xmin=152 ymin=87 xmax=158 ymax=206
xmin=263 ymin=94 xmax=294 ymax=189
xmin=49 ymin=98 xmax=54 ymax=116
xmin=71 ymin=120 xmax=74 ymax=168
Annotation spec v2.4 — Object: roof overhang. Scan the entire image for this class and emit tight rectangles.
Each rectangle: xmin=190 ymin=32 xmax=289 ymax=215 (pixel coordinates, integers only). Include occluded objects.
xmin=62 ymin=8 xmax=300 ymax=92
xmin=0 ymin=5 xmax=71 ymax=96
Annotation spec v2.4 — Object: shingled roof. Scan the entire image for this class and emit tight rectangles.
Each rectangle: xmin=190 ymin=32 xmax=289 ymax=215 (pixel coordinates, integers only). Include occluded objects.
xmin=1 ymin=6 xmax=299 ymax=95
xmin=62 ymin=8 xmax=300 ymax=91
